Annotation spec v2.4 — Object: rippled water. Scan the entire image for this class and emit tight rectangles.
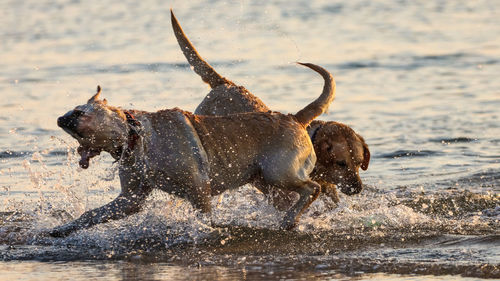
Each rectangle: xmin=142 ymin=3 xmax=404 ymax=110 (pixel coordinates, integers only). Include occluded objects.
xmin=1 ymin=0 xmax=499 ymax=279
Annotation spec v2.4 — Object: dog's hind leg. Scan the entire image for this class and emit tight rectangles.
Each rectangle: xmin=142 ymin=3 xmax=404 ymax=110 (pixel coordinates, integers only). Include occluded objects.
xmin=279 ymin=180 xmax=321 ymax=230
xmin=259 ymin=151 xmax=321 ymax=230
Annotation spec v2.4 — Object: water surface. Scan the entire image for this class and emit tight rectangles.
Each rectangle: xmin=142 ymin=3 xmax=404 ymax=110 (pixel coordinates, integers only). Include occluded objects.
xmin=1 ymin=0 xmax=499 ymax=279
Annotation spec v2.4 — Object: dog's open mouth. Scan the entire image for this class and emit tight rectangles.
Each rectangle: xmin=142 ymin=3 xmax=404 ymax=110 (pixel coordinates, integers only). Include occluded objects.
xmin=58 ymin=111 xmax=102 ymax=169
xmin=61 ymin=127 xmax=85 ymax=140
xmin=77 ymin=146 xmax=102 ymax=169
xmin=60 ymin=127 xmax=103 ymax=169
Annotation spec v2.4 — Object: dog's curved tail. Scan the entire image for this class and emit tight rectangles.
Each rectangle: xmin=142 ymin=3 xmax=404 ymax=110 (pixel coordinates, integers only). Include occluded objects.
xmin=294 ymin=63 xmax=336 ymax=126
xmin=171 ymin=9 xmax=228 ymax=89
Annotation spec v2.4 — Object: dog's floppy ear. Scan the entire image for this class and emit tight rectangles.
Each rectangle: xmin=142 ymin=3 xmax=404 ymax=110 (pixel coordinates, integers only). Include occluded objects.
xmin=361 ymin=143 xmax=370 ymax=170
xmin=88 ymin=85 xmax=102 ymax=103
xmin=357 ymin=133 xmax=370 ymax=170
xmin=361 ymin=140 xmax=370 ymax=170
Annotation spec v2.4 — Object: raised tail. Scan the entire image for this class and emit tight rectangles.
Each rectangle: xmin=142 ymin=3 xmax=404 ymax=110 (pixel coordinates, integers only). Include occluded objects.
xmin=170 ymin=9 xmax=228 ymax=89
xmin=294 ymin=62 xmax=336 ymax=126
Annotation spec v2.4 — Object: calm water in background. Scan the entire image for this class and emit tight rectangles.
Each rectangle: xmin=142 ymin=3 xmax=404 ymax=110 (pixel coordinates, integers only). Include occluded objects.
xmin=0 ymin=0 xmax=499 ymax=280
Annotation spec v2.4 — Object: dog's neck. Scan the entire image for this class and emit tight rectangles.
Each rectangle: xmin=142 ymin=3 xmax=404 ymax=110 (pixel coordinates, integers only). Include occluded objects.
xmin=307 ymin=121 xmax=324 ymax=144
xmin=114 ymin=111 xmax=143 ymax=163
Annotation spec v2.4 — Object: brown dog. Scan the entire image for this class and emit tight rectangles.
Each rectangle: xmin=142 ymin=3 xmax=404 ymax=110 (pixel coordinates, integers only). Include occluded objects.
xmin=50 ymin=60 xmax=334 ymax=237
xmin=171 ymin=11 xmax=370 ymax=206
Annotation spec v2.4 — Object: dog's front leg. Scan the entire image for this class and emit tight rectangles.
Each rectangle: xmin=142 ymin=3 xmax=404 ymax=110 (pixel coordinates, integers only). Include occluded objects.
xmin=49 ymin=162 xmax=152 ymax=237
xmin=49 ymin=165 xmax=151 ymax=238
xmin=48 ymin=187 xmax=150 ymax=237
xmin=317 ymin=180 xmax=340 ymax=204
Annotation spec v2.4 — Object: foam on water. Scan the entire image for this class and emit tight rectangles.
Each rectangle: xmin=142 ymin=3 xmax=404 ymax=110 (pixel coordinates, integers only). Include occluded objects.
xmin=1 ymin=149 xmax=497 ymax=262
xmin=1 ymin=189 xmax=498 ymax=277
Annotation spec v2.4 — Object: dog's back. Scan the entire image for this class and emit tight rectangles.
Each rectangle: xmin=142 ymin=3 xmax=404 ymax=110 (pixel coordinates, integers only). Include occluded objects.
xmin=196 ymin=84 xmax=270 ymax=116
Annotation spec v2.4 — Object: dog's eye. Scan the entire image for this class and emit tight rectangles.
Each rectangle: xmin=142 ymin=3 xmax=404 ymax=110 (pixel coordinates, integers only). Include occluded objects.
xmin=71 ymin=110 xmax=85 ymax=118
xmin=336 ymin=160 xmax=347 ymax=167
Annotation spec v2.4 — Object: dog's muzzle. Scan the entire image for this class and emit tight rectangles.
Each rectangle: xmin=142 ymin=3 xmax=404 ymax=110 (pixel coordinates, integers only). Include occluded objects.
xmin=57 ymin=110 xmax=83 ymax=137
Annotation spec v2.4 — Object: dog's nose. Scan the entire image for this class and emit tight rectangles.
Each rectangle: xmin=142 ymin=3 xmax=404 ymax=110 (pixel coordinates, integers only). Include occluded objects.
xmin=58 ymin=115 xmax=75 ymax=130
xmin=57 ymin=110 xmax=82 ymax=131
xmin=57 ymin=116 xmax=66 ymax=127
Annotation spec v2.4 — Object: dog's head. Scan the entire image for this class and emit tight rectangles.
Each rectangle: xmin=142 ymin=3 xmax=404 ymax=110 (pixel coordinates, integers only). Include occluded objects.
xmin=57 ymin=86 xmax=128 ymax=169
xmin=311 ymin=122 xmax=370 ymax=195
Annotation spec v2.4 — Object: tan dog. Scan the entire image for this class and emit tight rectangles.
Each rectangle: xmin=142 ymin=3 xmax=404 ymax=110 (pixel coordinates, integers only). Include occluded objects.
xmin=171 ymin=11 xmax=370 ymax=207
xmin=50 ymin=61 xmax=334 ymax=237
